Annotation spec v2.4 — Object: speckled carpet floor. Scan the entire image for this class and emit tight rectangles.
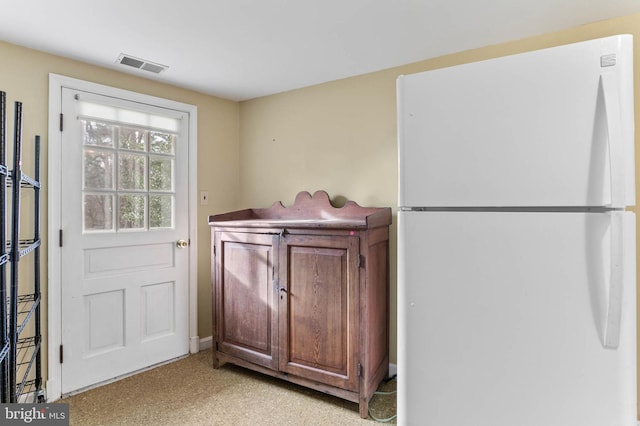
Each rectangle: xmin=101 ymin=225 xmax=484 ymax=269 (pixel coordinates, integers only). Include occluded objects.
xmin=62 ymin=349 xmax=397 ymax=425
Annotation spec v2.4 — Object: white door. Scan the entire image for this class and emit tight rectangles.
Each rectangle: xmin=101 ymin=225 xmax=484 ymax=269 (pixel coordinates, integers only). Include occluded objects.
xmin=397 ymin=210 xmax=637 ymax=426
xmin=59 ymin=88 xmax=190 ymax=393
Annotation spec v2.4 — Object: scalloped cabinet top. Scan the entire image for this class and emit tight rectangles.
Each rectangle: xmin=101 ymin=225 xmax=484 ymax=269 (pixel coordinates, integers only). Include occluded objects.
xmin=208 ymin=190 xmax=391 ymax=230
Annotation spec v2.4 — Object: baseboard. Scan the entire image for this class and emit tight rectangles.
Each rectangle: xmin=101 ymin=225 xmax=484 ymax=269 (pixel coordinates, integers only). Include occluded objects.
xmin=46 ymin=380 xmax=56 ymax=402
xmin=189 ymin=336 xmax=200 ymax=354
xmin=199 ymin=335 xmax=213 ymax=350
xmin=388 ymin=362 xmax=397 ymax=378
xmin=17 ymin=390 xmax=43 ymax=403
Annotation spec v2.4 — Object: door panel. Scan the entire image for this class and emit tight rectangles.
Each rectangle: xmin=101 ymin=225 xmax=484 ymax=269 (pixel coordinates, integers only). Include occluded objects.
xmin=84 ymin=290 xmax=124 ymax=356
xmin=140 ymin=281 xmax=175 ymax=341
xmin=60 ymin=88 xmax=190 ymax=393
xmin=84 ymin=242 xmax=174 ymax=275
xmin=288 ymin=245 xmax=347 ymax=374
xmin=279 ymin=234 xmax=359 ymax=391
xmin=215 ymin=231 xmax=278 ymax=370
xmin=398 ymin=210 xmax=636 ymax=426
xmin=398 ymin=35 xmax=634 ymax=208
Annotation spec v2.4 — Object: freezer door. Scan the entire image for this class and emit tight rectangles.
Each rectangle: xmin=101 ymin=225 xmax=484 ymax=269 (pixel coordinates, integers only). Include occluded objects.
xmin=397 ymin=211 xmax=636 ymax=426
xmin=398 ymin=35 xmax=635 ymax=208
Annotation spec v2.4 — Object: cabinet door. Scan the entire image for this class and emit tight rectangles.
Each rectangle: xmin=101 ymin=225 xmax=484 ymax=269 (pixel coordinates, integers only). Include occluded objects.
xmin=214 ymin=231 xmax=278 ymax=370
xmin=278 ymin=234 xmax=360 ymax=391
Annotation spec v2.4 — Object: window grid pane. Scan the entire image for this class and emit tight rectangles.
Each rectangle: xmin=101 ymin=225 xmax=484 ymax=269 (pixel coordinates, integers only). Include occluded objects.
xmin=118 ymin=153 xmax=147 ymax=191
xmin=118 ymin=127 xmax=147 ymax=151
xmin=150 ymin=132 xmax=175 ymax=155
xmin=149 ymin=156 xmax=173 ymax=191
xmin=81 ymin=119 xmax=177 ymax=233
xmin=83 ymin=121 xmax=114 ymax=147
xmin=118 ymin=194 xmax=146 ymax=230
xmin=84 ymin=193 xmax=114 ymax=231
xmin=84 ymin=149 xmax=114 ymax=190
xmin=149 ymin=194 xmax=174 ymax=229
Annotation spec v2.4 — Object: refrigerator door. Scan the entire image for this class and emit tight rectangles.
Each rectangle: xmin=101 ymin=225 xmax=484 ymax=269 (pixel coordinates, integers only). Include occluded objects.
xmin=397 ymin=210 xmax=636 ymax=426
xmin=398 ymin=35 xmax=634 ymax=208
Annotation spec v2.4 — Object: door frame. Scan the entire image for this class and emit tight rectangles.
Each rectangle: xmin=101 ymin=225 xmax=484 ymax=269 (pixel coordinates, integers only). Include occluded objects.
xmin=46 ymin=74 xmax=199 ymax=401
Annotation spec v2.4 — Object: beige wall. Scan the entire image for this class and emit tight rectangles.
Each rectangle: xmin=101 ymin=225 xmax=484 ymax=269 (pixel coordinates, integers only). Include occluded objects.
xmin=239 ymin=14 xmax=640 ymax=414
xmin=0 ymin=40 xmax=241 ymax=381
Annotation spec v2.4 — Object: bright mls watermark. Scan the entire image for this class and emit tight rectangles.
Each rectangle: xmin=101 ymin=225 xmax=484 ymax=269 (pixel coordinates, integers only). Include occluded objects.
xmin=1 ymin=404 xmax=69 ymax=425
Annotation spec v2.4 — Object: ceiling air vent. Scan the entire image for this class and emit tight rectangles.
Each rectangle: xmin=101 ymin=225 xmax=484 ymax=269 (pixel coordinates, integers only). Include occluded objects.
xmin=116 ymin=54 xmax=168 ymax=74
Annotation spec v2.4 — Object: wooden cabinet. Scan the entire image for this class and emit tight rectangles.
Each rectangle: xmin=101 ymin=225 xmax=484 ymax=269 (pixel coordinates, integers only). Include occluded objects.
xmin=209 ymin=191 xmax=391 ymax=418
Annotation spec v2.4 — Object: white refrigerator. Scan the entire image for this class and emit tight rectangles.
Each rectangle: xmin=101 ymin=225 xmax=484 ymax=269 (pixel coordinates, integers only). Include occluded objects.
xmin=397 ymin=35 xmax=637 ymax=425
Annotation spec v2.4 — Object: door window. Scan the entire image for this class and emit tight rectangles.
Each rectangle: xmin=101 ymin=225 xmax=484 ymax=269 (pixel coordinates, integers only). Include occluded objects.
xmin=79 ymin=101 xmax=179 ymax=232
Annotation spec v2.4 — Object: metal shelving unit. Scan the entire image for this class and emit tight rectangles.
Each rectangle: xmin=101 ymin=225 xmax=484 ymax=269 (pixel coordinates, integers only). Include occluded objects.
xmin=0 ymin=91 xmax=10 ymax=403
xmin=0 ymin=91 xmax=43 ymax=403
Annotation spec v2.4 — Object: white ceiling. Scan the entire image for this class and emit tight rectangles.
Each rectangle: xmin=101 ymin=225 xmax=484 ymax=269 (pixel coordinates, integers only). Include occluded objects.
xmin=2 ymin=0 xmax=640 ymax=101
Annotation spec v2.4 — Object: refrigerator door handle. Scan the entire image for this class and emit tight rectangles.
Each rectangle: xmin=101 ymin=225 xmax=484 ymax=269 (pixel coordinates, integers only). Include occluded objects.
xmin=603 ymin=211 xmax=623 ymax=349
xmin=600 ymin=73 xmax=625 ymax=208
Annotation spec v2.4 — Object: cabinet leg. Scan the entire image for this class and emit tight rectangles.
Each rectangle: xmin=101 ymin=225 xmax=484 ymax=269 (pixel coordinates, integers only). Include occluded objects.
xmin=359 ymin=397 xmax=369 ymax=419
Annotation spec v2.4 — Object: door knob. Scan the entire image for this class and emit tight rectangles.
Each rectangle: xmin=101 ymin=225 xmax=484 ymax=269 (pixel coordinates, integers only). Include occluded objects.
xmin=176 ymin=239 xmax=189 ymax=248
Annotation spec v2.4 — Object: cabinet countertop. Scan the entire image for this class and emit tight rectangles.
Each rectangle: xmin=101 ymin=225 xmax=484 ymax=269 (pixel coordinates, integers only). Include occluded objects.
xmin=208 ymin=190 xmax=391 ymax=230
